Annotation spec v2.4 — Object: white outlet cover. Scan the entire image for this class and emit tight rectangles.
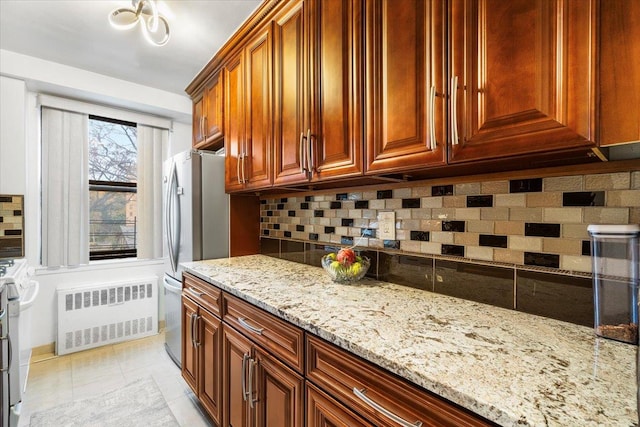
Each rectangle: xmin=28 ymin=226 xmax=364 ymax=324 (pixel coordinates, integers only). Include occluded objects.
xmin=378 ymin=211 xmax=396 ymax=240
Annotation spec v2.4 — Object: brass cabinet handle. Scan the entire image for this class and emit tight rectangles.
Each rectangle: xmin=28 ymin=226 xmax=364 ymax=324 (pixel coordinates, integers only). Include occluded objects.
xmin=238 ymin=317 xmax=264 ymax=335
xmin=353 ymin=387 xmax=423 ymax=427
xmin=450 ymin=76 xmax=459 ymax=145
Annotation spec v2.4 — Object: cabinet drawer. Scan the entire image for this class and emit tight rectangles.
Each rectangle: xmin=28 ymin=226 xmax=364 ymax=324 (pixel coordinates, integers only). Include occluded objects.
xmin=306 ymin=335 xmax=493 ymax=427
xmin=183 ymin=273 xmax=222 ymax=317
xmin=223 ymin=293 xmax=304 ymax=373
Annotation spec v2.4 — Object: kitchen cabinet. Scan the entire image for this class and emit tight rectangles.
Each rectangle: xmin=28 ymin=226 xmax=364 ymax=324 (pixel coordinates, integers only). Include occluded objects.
xmin=447 ymin=0 xmax=597 ymax=163
xmin=364 ymin=0 xmax=446 ymax=174
xmin=182 ymin=275 xmax=223 ymax=425
xmin=222 ymin=294 xmax=304 ymax=427
xmin=273 ymin=0 xmax=363 ymax=185
xmin=306 ymin=335 xmax=492 ymax=427
xmin=307 ymin=383 xmax=374 ymax=427
xmin=225 ymin=27 xmax=273 ymax=192
xmin=193 ymin=71 xmax=224 ymax=150
xmin=598 ymin=0 xmax=640 ymax=146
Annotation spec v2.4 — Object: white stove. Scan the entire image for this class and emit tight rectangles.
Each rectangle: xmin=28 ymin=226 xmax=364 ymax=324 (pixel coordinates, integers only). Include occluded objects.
xmin=1 ymin=259 xmax=38 ymax=427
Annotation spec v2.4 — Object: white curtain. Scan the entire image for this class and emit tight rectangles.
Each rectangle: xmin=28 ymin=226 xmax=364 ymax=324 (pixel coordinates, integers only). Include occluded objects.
xmin=41 ymin=107 xmax=89 ymax=267
xmin=136 ymin=125 xmax=167 ymax=259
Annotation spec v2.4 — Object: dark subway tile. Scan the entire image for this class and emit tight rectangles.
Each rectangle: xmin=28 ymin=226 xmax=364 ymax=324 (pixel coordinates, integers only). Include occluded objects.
xmin=377 ymin=190 xmax=393 ymax=199
xmin=509 ymin=178 xmax=543 ymax=193
xmin=402 ymin=198 xmax=421 ymax=209
xmin=314 ymin=210 xmax=324 ymax=217
xmin=434 ymin=260 xmax=513 ymax=308
xmin=524 ymin=252 xmax=560 ymax=269
xmin=467 ymin=195 xmax=493 ymax=208
xmin=296 ymin=225 xmax=305 ymax=232
xmin=384 ymin=240 xmax=400 ymax=249
xmin=410 ymin=231 xmax=430 ymax=241
xmin=516 ymin=270 xmax=593 ymax=326
xmin=562 ymin=191 xmax=605 ymax=207
xmin=288 ymin=210 xmax=296 ymax=217
xmin=309 ymin=233 xmax=319 ymax=241
xmin=262 ymin=229 xmax=270 ymax=236
xmin=330 ymin=201 xmax=342 ymax=209
xmin=336 ymin=193 xmax=348 ymax=200
xmin=280 ymin=198 xmax=288 ymax=203
xmin=442 ymin=221 xmax=465 ymax=232
xmin=342 ymin=218 xmax=354 ymax=227
xmin=13 ymin=210 xmax=22 ymax=216
xmin=431 ymin=185 xmax=454 ymax=196
xmin=324 ymin=226 xmax=336 ymax=234
xmin=378 ymin=253 xmax=433 ymax=291
xmin=441 ymin=244 xmax=465 ymax=257
xmin=355 ymin=200 xmax=369 ymax=209
xmin=305 ymin=196 xmax=313 ymax=202
xmin=4 ymin=230 xmax=22 ymax=236
xmin=341 ymin=236 xmax=354 ymax=245
xmin=273 ymin=224 xmax=280 ymax=230
xmin=266 ymin=211 xmax=273 ymax=217
xmin=361 ymin=228 xmax=375 ymax=238
xmin=525 ymin=223 xmax=561 ymax=238
xmin=260 ymin=199 xmax=267 ymax=205
xmin=260 ymin=217 xmax=265 ymax=223
xmin=260 ymin=237 xmax=279 ymax=257
xmin=582 ymin=240 xmax=591 ymax=256
xmin=284 ymin=231 xmax=292 ymax=238
xmin=277 ymin=203 xmax=285 ymax=210
xmin=300 ymin=203 xmax=309 ymax=210
xmin=479 ymin=234 xmax=507 ymax=248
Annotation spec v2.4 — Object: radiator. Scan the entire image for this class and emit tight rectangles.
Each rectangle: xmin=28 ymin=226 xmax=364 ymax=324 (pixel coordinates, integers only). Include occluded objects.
xmin=56 ymin=277 xmax=159 ymax=355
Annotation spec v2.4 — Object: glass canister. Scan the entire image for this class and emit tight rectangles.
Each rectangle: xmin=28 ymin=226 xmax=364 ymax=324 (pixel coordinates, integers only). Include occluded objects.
xmin=588 ymin=224 xmax=640 ymax=344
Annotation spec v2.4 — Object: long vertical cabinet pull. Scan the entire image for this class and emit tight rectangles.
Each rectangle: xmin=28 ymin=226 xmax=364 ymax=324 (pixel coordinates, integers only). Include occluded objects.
xmin=248 ymin=358 xmax=257 ymax=409
xmin=194 ymin=315 xmax=201 ymax=347
xmin=236 ymin=153 xmax=242 ymax=185
xmin=306 ymin=129 xmax=313 ymax=178
xmin=299 ymin=132 xmax=307 ymax=174
xmin=190 ymin=313 xmax=197 ymax=347
xmin=450 ymin=76 xmax=459 ymax=145
xmin=428 ymin=85 xmax=436 ymax=150
xmin=242 ymin=353 xmax=250 ymax=401
xmin=241 ymin=150 xmax=247 ymax=184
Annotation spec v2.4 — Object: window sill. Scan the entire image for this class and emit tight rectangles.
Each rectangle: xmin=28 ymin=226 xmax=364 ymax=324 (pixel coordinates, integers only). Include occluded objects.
xmin=35 ymin=257 xmax=164 ymax=276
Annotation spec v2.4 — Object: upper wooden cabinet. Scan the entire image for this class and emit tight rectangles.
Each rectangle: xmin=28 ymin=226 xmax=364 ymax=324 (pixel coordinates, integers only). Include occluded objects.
xmin=225 ymin=28 xmax=273 ymax=193
xmin=273 ymin=0 xmax=364 ymax=185
xmin=193 ymin=70 xmax=224 ymax=150
xmin=598 ymin=0 xmax=640 ymax=146
xmin=364 ymin=0 xmax=446 ymax=174
xmin=448 ymin=0 xmax=597 ymax=163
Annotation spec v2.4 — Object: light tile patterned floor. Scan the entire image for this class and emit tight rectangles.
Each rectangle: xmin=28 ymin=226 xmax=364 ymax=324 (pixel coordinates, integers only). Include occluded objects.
xmin=19 ymin=333 xmax=213 ymax=427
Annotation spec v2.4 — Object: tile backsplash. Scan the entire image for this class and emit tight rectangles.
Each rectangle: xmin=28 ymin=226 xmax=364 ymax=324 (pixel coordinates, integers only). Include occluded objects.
xmin=260 ymin=171 xmax=640 ymax=274
xmin=0 ymin=195 xmax=24 ymax=258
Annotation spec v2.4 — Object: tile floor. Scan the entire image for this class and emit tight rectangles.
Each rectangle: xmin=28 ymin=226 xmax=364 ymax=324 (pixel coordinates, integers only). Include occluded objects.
xmin=18 ymin=333 xmax=213 ymax=427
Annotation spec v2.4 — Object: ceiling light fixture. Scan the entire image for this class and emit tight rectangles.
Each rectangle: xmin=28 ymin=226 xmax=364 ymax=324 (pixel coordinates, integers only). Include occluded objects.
xmin=109 ymin=0 xmax=170 ymax=46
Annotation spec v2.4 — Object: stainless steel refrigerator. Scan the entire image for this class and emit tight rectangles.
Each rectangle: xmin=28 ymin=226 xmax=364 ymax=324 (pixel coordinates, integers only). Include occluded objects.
xmin=162 ymin=150 xmax=229 ymax=367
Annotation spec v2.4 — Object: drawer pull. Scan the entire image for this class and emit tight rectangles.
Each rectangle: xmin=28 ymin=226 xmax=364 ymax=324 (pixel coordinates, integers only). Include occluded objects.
xmin=238 ymin=317 xmax=264 ymax=335
xmin=186 ymin=287 xmax=205 ymax=298
xmin=353 ymin=387 xmax=423 ymax=427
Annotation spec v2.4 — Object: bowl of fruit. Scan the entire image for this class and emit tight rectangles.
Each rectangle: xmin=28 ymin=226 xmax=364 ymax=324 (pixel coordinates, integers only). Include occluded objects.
xmin=321 ymin=248 xmax=370 ymax=283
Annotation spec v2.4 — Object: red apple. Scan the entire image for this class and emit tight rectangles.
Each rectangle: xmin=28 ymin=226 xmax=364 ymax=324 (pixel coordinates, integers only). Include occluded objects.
xmin=337 ymin=248 xmax=356 ymax=266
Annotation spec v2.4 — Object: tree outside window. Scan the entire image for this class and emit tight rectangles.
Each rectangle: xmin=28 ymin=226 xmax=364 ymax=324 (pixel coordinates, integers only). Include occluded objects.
xmin=88 ymin=116 xmax=137 ymax=260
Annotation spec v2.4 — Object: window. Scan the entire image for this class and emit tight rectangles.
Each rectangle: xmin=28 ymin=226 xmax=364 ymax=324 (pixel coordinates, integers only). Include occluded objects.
xmin=88 ymin=115 xmax=137 ymax=261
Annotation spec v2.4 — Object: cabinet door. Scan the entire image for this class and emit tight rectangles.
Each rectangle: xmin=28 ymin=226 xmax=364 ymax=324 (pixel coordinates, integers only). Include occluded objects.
xmin=198 ymin=309 xmax=222 ymax=426
xmin=599 ymin=0 xmax=640 ymax=146
xmin=308 ymin=0 xmax=364 ymax=181
xmin=204 ymin=71 xmax=224 ymax=144
xmin=365 ymin=0 xmax=446 ymax=174
xmin=307 ymin=383 xmax=374 ymax=427
xmin=223 ymin=324 xmax=253 ymax=427
xmin=253 ymin=347 xmax=304 ymax=427
xmin=244 ymin=27 xmax=273 ymax=190
xmin=225 ymin=53 xmax=246 ymax=192
xmin=181 ymin=295 xmax=198 ymax=392
xmin=273 ymin=0 xmax=309 ymax=186
xmin=449 ymin=0 xmax=596 ymax=163
xmin=192 ymin=95 xmax=205 ymax=147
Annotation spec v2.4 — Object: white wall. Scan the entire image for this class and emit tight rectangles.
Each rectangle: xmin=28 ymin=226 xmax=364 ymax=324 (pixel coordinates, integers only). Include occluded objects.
xmin=1 ymin=51 xmax=193 ymax=348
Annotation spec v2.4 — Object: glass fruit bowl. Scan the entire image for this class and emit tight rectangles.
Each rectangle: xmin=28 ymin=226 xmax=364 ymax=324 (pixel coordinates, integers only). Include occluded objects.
xmin=321 ymin=254 xmax=370 ymax=283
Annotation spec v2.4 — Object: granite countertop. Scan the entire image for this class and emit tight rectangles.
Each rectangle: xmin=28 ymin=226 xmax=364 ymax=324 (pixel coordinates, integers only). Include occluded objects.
xmin=183 ymin=255 xmax=637 ymax=426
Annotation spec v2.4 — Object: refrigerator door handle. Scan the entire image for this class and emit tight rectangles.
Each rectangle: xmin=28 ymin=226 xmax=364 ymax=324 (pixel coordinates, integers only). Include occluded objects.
xmin=165 ymin=161 xmax=181 ymax=274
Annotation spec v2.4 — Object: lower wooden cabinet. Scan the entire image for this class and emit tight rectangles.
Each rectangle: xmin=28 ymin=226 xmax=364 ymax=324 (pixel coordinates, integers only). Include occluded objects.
xmin=222 ymin=323 xmax=303 ymax=427
xmin=181 ymin=294 xmax=222 ymax=425
xmin=306 ymin=383 xmax=374 ymax=427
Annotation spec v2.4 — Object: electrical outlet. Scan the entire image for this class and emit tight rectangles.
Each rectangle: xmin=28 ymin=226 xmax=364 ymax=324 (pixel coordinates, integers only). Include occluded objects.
xmin=378 ymin=211 xmax=395 ymax=240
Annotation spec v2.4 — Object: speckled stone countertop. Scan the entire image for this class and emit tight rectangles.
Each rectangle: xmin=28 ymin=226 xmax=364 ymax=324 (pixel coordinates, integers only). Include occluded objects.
xmin=183 ymin=255 xmax=638 ymax=427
